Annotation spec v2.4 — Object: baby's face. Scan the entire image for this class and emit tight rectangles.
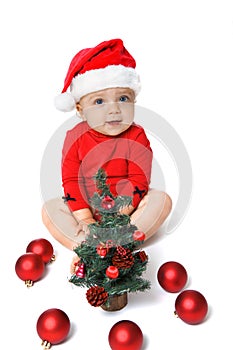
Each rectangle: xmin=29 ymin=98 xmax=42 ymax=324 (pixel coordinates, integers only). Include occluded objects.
xmin=77 ymin=87 xmax=135 ymax=136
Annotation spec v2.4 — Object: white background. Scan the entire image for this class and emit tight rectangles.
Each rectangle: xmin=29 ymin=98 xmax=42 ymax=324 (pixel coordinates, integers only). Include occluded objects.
xmin=1 ymin=1 xmax=233 ymax=349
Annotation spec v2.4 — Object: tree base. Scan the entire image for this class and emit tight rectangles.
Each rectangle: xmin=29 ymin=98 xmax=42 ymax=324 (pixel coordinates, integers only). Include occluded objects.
xmin=101 ymin=292 xmax=128 ymax=311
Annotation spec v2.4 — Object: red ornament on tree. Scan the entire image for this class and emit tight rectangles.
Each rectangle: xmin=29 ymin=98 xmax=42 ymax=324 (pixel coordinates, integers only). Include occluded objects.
xmin=26 ymin=238 xmax=55 ymax=264
xmin=101 ymin=195 xmax=115 ymax=209
xmin=96 ymin=244 xmax=109 ymax=258
xmin=36 ymin=308 xmax=70 ymax=348
xmin=133 ymin=231 xmax=145 ymax=241
xmin=106 ymin=266 xmax=119 ymax=279
xmin=93 ymin=210 xmax=102 ymax=222
xmin=108 ymin=320 xmax=143 ymax=350
xmin=157 ymin=261 xmax=188 ymax=293
xmin=15 ymin=252 xmax=45 ymax=287
xmin=175 ymin=289 xmax=208 ymax=324
xmin=75 ymin=263 xmax=85 ymax=278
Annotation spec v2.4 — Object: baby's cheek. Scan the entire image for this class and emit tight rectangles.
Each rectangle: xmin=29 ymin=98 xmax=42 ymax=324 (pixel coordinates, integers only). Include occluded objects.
xmin=85 ymin=111 xmax=105 ymax=129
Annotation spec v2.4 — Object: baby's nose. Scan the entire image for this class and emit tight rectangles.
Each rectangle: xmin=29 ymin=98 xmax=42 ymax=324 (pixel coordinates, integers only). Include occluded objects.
xmin=107 ymin=101 xmax=121 ymax=114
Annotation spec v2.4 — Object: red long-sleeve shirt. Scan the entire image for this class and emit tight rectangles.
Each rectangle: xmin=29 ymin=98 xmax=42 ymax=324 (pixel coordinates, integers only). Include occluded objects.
xmin=62 ymin=121 xmax=153 ymax=212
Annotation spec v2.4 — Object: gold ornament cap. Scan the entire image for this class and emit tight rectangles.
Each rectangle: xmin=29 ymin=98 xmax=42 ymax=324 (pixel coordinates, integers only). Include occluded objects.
xmin=41 ymin=340 xmax=52 ymax=349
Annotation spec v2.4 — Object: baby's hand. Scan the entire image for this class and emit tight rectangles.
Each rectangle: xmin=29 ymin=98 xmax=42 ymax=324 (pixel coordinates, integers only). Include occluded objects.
xmin=72 ymin=209 xmax=96 ymax=237
xmin=70 ymin=255 xmax=81 ymax=274
xmin=75 ymin=218 xmax=96 ymax=236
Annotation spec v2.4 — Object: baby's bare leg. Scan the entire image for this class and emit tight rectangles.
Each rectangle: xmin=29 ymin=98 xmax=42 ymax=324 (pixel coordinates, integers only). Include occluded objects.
xmin=130 ymin=189 xmax=172 ymax=240
xmin=42 ymin=198 xmax=85 ymax=250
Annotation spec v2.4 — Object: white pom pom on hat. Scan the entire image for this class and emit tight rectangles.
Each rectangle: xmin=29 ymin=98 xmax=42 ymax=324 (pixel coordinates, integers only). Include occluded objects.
xmin=54 ymin=92 xmax=76 ymax=112
xmin=54 ymin=39 xmax=141 ymax=112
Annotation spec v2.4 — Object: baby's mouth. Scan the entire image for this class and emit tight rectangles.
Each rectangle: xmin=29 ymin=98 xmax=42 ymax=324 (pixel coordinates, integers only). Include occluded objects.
xmin=106 ymin=120 xmax=122 ymax=126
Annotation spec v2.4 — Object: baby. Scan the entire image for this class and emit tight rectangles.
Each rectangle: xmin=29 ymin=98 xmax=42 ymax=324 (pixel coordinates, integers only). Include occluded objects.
xmin=42 ymin=38 xmax=172 ymax=253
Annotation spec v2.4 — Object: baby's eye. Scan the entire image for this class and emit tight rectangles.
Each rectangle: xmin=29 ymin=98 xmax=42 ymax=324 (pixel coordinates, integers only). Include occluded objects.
xmin=119 ymin=95 xmax=128 ymax=102
xmin=95 ymin=98 xmax=104 ymax=105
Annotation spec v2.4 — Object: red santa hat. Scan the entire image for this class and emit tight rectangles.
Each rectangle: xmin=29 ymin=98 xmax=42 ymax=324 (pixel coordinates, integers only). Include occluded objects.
xmin=54 ymin=39 xmax=141 ymax=112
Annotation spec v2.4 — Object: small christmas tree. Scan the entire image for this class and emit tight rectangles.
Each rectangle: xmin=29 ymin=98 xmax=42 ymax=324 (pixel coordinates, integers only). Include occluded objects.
xmin=69 ymin=168 xmax=151 ymax=311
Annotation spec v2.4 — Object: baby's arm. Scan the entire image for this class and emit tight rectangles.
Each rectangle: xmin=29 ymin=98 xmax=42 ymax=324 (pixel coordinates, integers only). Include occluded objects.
xmin=127 ymin=127 xmax=153 ymax=208
xmin=62 ymin=128 xmax=92 ymax=211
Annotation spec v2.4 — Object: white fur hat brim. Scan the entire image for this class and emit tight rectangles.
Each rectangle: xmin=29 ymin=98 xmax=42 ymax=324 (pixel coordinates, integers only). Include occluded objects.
xmin=54 ymin=65 xmax=140 ymax=112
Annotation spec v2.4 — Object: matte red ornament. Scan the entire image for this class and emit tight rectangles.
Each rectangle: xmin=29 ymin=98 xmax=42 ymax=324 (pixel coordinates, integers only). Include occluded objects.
xmin=106 ymin=266 xmax=119 ymax=279
xmin=175 ymin=289 xmax=208 ymax=324
xmin=15 ymin=252 xmax=45 ymax=287
xmin=157 ymin=261 xmax=188 ymax=293
xmin=133 ymin=231 xmax=145 ymax=241
xmin=36 ymin=308 xmax=70 ymax=348
xmin=109 ymin=320 xmax=143 ymax=350
xmin=26 ymin=238 xmax=55 ymax=263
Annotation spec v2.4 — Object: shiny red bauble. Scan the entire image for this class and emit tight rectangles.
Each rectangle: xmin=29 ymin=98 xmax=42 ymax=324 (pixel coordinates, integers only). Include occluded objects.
xmin=109 ymin=320 xmax=143 ymax=350
xmin=15 ymin=252 xmax=45 ymax=286
xmin=175 ymin=289 xmax=208 ymax=324
xmin=106 ymin=266 xmax=119 ymax=279
xmin=157 ymin=261 xmax=188 ymax=293
xmin=101 ymin=195 xmax=115 ymax=209
xmin=133 ymin=231 xmax=146 ymax=241
xmin=26 ymin=238 xmax=54 ymax=263
xmin=36 ymin=308 xmax=70 ymax=346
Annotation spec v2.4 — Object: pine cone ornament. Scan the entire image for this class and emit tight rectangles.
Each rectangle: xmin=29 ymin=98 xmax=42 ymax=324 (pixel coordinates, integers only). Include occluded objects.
xmin=86 ymin=286 xmax=108 ymax=307
xmin=112 ymin=247 xmax=134 ymax=269
xmin=136 ymin=250 xmax=148 ymax=262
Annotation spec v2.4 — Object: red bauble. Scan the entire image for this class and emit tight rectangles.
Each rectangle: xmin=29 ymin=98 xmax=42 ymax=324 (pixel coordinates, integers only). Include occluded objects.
xmin=157 ymin=261 xmax=188 ymax=293
xmin=101 ymin=195 xmax=115 ymax=209
xmin=96 ymin=244 xmax=109 ymax=258
xmin=75 ymin=263 xmax=85 ymax=278
xmin=109 ymin=320 xmax=143 ymax=350
xmin=26 ymin=238 xmax=54 ymax=263
xmin=36 ymin=308 xmax=70 ymax=346
xmin=106 ymin=266 xmax=119 ymax=279
xmin=175 ymin=289 xmax=208 ymax=324
xmin=93 ymin=210 xmax=102 ymax=222
xmin=133 ymin=231 xmax=145 ymax=241
xmin=15 ymin=252 xmax=45 ymax=287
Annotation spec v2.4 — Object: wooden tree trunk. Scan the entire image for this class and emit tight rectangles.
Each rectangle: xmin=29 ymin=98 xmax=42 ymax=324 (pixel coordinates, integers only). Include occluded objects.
xmin=101 ymin=292 xmax=128 ymax=311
